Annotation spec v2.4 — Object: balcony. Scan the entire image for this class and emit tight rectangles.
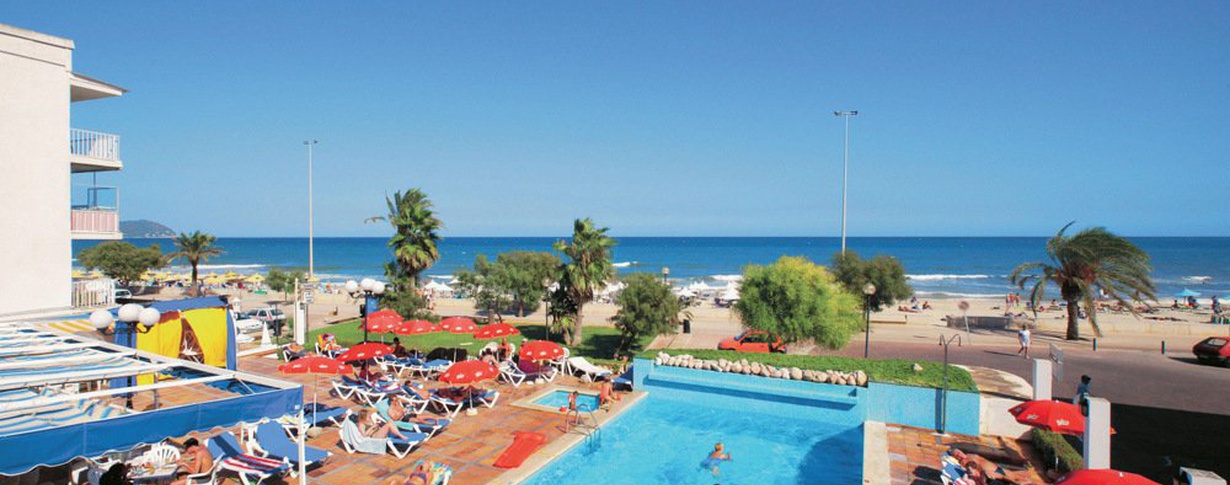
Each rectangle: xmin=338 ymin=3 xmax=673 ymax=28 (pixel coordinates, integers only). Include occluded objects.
xmin=70 ymin=128 xmax=123 ymax=172
xmin=71 ymin=185 xmax=121 ymax=240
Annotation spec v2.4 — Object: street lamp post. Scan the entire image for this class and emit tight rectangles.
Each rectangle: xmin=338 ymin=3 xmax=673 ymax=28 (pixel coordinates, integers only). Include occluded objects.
xmin=862 ymin=282 xmax=876 ymax=358
xmin=91 ymin=305 xmax=160 ymax=408
xmin=833 ymin=110 xmax=859 ymax=255
xmin=345 ymin=278 xmax=385 ymax=343
xmin=304 ymin=140 xmax=318 ymax=279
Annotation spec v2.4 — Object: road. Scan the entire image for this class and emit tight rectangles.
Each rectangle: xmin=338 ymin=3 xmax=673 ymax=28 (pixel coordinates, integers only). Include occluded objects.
xmin=818 ymin=339 xmax=1230 ymax=481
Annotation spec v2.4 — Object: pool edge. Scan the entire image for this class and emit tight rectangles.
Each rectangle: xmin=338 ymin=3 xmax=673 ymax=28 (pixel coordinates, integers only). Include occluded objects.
xmin=863 ymin=421 xmax=890 ymax=485
xmin=488 ymin=390 xmax=649 ymax=485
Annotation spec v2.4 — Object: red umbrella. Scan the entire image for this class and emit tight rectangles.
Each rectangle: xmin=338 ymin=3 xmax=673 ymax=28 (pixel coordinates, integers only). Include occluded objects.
xmin=395 ymin=319 xmax=439 ymax=336
xmin=474 ymin=322 xmax=521 ymax=340
xmin=520 ymin=340 xmax=565 ymax=361
xmin=440 ymin=317 xmax=478 ymax=334
xmin=361 ymin=309 xmax=402 ymax=332
xmin=277 ymin=356 xmax=350 ymax=412
xmin=1055 ymin=469 xmax=1160 ymax=485
xmin=278 ymin=356 xmax=351 ymax=375
xmin=438 ymin=359 xmax=498 ymax=385
xmin=335 ymin=342 xmax=393 ymax=362
xmin=1008 ymin=400 xmax=1115 ymax=436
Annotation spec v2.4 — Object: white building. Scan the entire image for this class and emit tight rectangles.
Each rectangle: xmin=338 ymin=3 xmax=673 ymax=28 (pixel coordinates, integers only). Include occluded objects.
xmin=0 ymin=24 xmax=126 ymax=316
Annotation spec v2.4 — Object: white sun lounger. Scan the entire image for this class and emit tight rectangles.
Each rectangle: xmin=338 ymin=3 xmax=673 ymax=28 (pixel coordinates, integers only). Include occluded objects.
xmin=565 ymin=357 xmax=612 ymax=380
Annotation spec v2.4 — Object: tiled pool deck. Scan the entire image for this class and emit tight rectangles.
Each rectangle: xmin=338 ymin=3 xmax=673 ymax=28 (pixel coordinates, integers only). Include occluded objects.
xmin=885 ymin=425 xmax=1048 ymax=485
xmin=236 ymin=354 xmax=639 ymax=485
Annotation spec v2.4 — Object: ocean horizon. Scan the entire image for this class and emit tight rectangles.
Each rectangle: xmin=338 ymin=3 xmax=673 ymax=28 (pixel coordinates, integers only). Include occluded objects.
xmin=74 ymin=236 xmax=1230 ymax=299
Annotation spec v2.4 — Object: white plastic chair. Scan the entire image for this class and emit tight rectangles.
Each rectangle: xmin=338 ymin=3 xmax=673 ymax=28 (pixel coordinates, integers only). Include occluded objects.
xmin=144 ymin=443 xmax=181 ymax=466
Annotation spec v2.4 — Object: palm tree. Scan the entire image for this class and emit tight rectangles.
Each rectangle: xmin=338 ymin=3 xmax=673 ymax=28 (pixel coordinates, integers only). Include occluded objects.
xmin=1010 ymin=223 xmax=1156 ymax=340
xmin=553 ymin=218 xmax=616 ymax=346
xmin=169 ymin=231 xmax=224 ymax=297
xmin=367 ymin=189 xmax=443 ymax=288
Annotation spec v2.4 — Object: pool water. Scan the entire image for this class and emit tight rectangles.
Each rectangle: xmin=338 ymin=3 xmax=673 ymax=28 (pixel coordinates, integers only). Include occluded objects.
xmin=522 ymin=384 xmax=863 ymax=485
xmin=533 ymin=389 xmax=601 ymax=412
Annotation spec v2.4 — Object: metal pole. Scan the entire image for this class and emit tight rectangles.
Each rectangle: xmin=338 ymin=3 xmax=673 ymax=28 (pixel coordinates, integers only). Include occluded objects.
xmin=362 ymin=292 xmax=370 ymax=343
xmin=297 ymin=407 xmax=307 ymax=485
xmin=841 ymin=113 xmax=849 ymax=255
xmin=305 ymin=140 xmax=317 ymax=280
xmin=863 ymin=295 xmax=871 ymax=358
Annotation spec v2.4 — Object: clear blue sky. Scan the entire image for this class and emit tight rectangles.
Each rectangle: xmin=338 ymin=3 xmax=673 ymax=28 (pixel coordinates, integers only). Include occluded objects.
xmin=11 ymin=2 xmax=1229 ymax=237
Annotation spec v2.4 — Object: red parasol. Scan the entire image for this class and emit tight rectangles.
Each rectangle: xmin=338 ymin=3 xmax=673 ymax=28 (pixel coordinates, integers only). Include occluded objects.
xmin=395 ymin=319 xmax=439 ymax=336
xmin=277 ymin=355 xmax=350 ymax=413
xmin=1008 ymin=400 xmax=1115 ymax=436
xmin=474 ymin=322 xmax=521 ymax=340
xmin=519 ymin=340 xmax=565 ymax=361
xmin=438 ymin=359 xmax=499 ymax=385
xmin=1054 ymin=469 xmax=1160 ymax=485
xmin=440 ymin=316 xmax=478 ymax=334
xmin=278 ymin=356 xmax=351 ymax=375
xmin=335 ymin=342 xmax=393 ymax=362
xmin=360 ymin=309 xmax=402 ymax=333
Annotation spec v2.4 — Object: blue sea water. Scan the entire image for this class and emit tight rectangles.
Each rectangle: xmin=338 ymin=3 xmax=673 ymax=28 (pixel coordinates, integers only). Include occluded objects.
xmin=73 ymin=237 xmax=1230 ymax=298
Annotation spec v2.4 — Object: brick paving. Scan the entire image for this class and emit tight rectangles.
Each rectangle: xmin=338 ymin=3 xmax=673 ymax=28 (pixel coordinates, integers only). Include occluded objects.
xmin=234 ymin=354 xmax=623 ymax=485
xmin=886 ymin=425 xmax=1049 ymax=485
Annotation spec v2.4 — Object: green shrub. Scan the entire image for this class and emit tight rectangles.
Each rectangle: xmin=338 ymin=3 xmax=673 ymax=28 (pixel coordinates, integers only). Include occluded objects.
xmin=635 ymin=349 xmax=977 ymax=392
xmin=1030 ymin=428 xmax=1083 ymax=473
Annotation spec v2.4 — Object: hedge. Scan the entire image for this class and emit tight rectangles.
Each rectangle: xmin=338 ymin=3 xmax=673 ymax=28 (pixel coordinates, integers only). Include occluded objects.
xmin=636 ymin=349 xmax=977 ymax=392
xmin=1030 ymin=428 xmax=1083 ymax=474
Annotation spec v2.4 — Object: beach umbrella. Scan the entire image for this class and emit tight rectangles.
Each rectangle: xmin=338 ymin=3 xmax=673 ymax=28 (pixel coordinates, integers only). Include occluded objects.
xmin=244 ymin=274 xmax=264 ymax=283
xmin=438 ymin=360 xmax=498 ymax=385
xmin=223 ymin=271 xmax=240 ymax=280
xmin=394 ymin=319 xmax=439 ymax=336
xmin=71 ymin=270 xmax=85 ymax=279
xmin=278 ymin=355 xmax=351 ymax=412
xmin=474 ymin=322 xmax=520 ymax=340
xmin=360 ymin=309 xmax=403 ymax=334
xmin=1174 ymin=288 xmax=1201 ymax=298
xmin=440 ymin=317 xmax=478 ymax=334
xmin=335 ymin=342 xmax=392 ymax=363
xmin=1008 ymin=400 xmax=1114 ymax=436
xmin=1054 ymin=469 xmax=1160 ymax=485
xmin=520 ymin=340 xmax=565 ymax=361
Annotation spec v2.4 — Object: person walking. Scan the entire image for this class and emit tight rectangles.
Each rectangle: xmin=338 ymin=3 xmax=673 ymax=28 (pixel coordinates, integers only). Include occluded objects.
xmin=1016 ymin=325 xmax=1031 ymax=359
xmin=1074 ymin=375 xmax=1092 ymax=406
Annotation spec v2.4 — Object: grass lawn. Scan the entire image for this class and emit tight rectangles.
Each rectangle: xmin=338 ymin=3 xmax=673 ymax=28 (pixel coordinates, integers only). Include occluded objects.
xmin=637 ymin=348 xmax=978 ymax=391
xmin=305 ymin=319 xmax=651 ymax=367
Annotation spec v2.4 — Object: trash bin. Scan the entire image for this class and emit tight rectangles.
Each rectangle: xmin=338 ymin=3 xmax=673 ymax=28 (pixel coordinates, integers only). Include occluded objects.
xmin=683 ymin=319 xmax=692 ymax=334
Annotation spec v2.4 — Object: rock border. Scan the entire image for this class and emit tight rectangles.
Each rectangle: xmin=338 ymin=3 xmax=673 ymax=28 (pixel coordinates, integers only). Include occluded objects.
xmin=653 ymin=352 xmax=868 ymax=387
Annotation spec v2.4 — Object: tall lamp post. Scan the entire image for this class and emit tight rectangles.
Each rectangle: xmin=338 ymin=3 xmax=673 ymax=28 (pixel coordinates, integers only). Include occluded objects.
xmin=345 ymin=278 xmax=385 ymax=343
xmin=834 ymin=110 xmax=859 ymax=255
xmin=862 ymin=283 xmax=876 ymax=358
xmin=90 ymin=304 xmax=161 ymax=408
xmin=302 ymin=140 xmax=318 ymax=345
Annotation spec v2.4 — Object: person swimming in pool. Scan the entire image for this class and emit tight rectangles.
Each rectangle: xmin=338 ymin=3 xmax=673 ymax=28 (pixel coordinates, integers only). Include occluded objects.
xmin=703 ymin=442 xmax=732 ymax=478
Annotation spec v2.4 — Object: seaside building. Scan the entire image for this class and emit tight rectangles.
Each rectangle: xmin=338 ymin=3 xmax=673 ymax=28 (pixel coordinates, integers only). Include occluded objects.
xmin=0 ymin=24 xmax=126 ymax=316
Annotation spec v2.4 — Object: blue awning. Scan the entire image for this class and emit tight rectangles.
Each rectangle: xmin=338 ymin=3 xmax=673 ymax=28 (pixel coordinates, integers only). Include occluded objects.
xmin=0 ymin=324 xmax=302 ymax=476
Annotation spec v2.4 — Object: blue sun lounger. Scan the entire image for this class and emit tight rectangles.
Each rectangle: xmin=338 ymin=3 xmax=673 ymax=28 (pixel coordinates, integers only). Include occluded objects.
xmin=250 ymin=421 xmax=331 ymax=472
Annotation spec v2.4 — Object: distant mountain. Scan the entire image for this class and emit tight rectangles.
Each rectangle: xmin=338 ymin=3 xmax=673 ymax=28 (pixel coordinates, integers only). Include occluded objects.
xmin=120 ymin=220 xmax=176 ymax=238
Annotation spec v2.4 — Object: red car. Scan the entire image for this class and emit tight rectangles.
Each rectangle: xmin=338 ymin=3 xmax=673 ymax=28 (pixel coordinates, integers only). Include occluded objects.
xmin=718 ymin=330 xmax=786 ymax=353
xmin=1193 ymin=337 xmax=1230 ymax=367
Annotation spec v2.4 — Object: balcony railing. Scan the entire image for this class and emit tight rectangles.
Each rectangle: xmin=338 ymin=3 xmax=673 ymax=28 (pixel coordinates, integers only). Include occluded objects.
xmin=71 ymin=185 xmax=120 ymax=236
xmin=70 ymin=128 xmax=120 ymax=161
xmin=72 ymin=278 xmax=115 ymax=308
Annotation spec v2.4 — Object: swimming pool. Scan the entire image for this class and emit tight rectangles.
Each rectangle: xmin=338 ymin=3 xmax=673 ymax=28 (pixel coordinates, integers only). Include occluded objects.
xmin=521 ymin=381 xmax=863 ymax=484
xmin=532 ymin=389 xmax=601 ymax=412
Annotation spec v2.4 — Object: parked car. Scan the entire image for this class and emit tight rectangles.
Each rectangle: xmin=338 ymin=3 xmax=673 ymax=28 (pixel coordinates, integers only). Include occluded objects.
xmin=1192 ymin=337 xmax=1230 ymax=366
xmin=718 ymin=330 xmax=786 ymax=353
xmin=249 ymin=307 xmax=287 ymax=336
xmin=231 ymin=310 xmax=264 ymax=334
xmin=113 ymin=288 xmax=133 ymax=299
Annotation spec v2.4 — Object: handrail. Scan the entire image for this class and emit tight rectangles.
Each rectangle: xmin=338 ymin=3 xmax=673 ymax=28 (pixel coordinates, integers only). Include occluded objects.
xmin=69 ymin=128 xmax=120 ymax=161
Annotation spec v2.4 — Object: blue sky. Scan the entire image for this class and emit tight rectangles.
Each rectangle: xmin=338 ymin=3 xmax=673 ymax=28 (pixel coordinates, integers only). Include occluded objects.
xmin=12 ymin=2 xmax=1229 ymax=237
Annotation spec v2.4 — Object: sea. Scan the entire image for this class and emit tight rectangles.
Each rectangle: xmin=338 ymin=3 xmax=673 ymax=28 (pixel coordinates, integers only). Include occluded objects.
xmin=72 ymin=237 xmax=1230 ymax=300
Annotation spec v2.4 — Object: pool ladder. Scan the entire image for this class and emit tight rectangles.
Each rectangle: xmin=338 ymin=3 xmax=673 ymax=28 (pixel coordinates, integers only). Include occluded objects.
xmin=573 ymin=409 xmax=601 ymax=437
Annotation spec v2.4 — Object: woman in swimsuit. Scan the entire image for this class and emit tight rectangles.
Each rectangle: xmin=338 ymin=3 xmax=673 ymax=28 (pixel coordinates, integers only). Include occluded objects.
xmin=358 ymin=408 xmax=408 ymax=440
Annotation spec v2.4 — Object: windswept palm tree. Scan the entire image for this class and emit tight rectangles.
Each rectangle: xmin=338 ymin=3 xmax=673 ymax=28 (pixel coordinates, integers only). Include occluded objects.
xmin=553 ymin=218 xmax=616 ymax=346
xmin=169 ymin=231 xmax=224 ymax=297
xmin=367 ymin=188 xmax=443 ymax=288
xmin=1010 ymin=223 xmax=1156 ymax=340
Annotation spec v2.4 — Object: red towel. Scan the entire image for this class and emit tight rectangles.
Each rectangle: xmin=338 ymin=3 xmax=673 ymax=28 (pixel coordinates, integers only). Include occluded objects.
xmin=492 ymin=431 xmax=547 ymax=469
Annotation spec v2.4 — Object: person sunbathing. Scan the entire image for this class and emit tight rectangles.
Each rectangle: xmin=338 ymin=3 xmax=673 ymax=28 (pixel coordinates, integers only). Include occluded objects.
xmin=949 ymin=448 xmax=1034 ymax=484
xmin=357 ymin=408 xmax=409 ymax=440
xmin=169 ymin=438 xmax=212 ymax=485
xmin=388 ymin=461 xmax=444 ymax=485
